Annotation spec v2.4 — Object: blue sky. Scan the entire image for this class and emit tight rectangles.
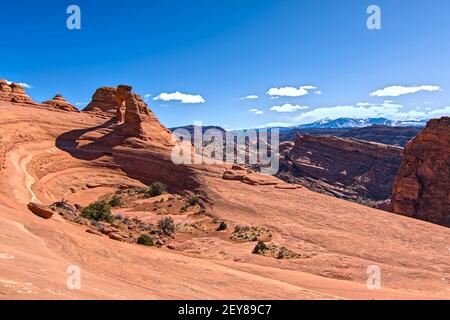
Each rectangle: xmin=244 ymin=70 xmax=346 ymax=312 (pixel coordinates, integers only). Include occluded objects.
xmin=1 ymin=0 xmax=450 ymax=128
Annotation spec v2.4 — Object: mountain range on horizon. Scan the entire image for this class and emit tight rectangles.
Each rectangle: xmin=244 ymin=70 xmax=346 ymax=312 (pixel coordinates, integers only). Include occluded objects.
xmin=278 ymin=117 xmax=428 ymax=130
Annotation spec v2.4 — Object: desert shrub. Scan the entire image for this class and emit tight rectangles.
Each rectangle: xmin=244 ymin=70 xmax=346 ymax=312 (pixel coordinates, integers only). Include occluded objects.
xmin=52 ymin=200 xmax=77 ymax=213
xmin=109 ymin=195 xmax=122 ymax=207
xmin=136 ymin=187 xmax=147 ymax=194
xmin=158 ymin=217 xmax=175 ymax=236
xmin=217 ymin=222 xmax=227 ymax=231
xmin=188 ymin=195 xmax=200 ymax=206
xmin=146 ymin=182 xmax=167 ymax=197
xmin=81 ymin=201 xmax=113 ymax=222
xmin=252 ymin=241 xmax=267 ymax=255
xmin=137 ymin=234 xmax=154 ymax=246
xmin=180 ymin=206 xmax=188 ymax=213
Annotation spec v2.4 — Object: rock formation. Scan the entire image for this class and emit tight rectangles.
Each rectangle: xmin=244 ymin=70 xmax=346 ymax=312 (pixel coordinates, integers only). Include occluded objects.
xmin=278 ymin=133 xmax=403 ymax=202
xmin=43 ymin=94 xmax=79 ymax=112
xmin=391 ymin=117 xmax=450 ymax=227
xmin=0 ymin=80 xmax=36 ymax=105
xmin=83 ymin=87 xmax=117 ymax=115
xmin=81 ymin=85 xmax=172 ymax=142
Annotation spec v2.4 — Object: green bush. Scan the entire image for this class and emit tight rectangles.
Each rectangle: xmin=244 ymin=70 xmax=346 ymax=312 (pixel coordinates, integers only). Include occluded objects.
xmin=81 ymin=201 xmax=113 ymax=222
xmin=158 ymin=217 xmax=175 ymax=236
xmin=137 ymin=234 xmax=154 ymax=246
xmin=217 ymin=221 xmax=227 ymax=231
xmin=188 ymin=195 xmax=200 ymax=206
xmin=146 ymin=182 xmax=167 ymax=197
xmin=252 ymin=241 xmax=267 ymax=255
xmin=109 ymin=195 xmax=122 ymax=207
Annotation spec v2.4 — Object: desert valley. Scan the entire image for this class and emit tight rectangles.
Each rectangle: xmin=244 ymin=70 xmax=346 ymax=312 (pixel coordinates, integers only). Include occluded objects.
xmin=0 ymin=81 xmax=449 ymax=300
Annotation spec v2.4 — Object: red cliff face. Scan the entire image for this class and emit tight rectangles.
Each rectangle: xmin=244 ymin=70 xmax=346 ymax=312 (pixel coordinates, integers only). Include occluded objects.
xmin=279 ymin=134 xmax=403 ymax=203
xmin=391 ymin=117 xmax=450 ymax=227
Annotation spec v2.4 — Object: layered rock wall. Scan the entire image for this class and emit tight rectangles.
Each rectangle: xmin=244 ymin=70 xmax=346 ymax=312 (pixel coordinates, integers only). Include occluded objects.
xmin=391 ymin=117 xmax=450 ymax=227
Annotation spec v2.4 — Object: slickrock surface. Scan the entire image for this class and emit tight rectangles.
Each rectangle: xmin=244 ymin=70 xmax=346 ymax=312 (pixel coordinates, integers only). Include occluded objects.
xmin=392 ymin=117 xmax=450 ymax=227
xmin=278 ymin=134 xmax=403 ymax=202
xmin=0 ymin=90 xmax=449 ymax=300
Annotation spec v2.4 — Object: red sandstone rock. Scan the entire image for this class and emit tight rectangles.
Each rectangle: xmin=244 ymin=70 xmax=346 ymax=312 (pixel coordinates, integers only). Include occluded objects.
xmin=223 ymin=170 xmax=246 ymax=180
xmin=241 ymin=172 xmax=282 ymax=186
xmin=43 ymin=94 xmax=79 ymax=112
xmin=0 ymin=80 xmax=37 ymax=105
xmin=83 ymin=85 xmax=172 ymax=142
xmin=83 ymin=87 xmax=117 ymax=115
xmin=27 ymin=202 xmax=54 ymax=219
xmin=391 ymin=117 xmax=450 ymax=227
xmin=109 ymin=232 xmax=128 ymax=242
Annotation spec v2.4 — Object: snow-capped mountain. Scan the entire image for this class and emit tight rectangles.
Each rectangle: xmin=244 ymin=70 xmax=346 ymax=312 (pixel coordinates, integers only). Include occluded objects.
xmin=292 ymin=118 xmax=427 ymax=129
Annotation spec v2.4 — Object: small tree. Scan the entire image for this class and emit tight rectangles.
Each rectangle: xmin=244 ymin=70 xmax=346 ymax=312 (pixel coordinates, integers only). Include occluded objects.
xmin=158 ymin=217 xmax=175 ymax=236
xmin=147 ymin=182 xmax=166 ymax=197
xmin=81 ymin=201 xmax=113 ymax=222
xmin=137 ymin=234 xmax=154 ymax=246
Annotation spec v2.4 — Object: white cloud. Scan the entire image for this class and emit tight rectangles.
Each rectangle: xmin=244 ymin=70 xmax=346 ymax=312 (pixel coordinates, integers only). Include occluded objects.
xmin=75 ymin=102 xmax=88 ymax=107
xmin=267 ymin=85 xmax=320 ymax=97
xmin=240 ymin=95 xmax=258 ymax=100
xmin=260 ymin=122 xmax=294 ymax=128
xmin=291 ymin=101 xmax=415 ymax=124
xmin=270 ymin=103 xmax=309 ymax=113
xmin=261 ymin=103 xmax=449 ymax=128
xmin=429 ymin=106 xmax=450 ymax=116
xmin=370 ymin=85 xmax=441 ymax=97
xmin=5 ymin=80 xmax=32 ymax=89
xmin=153 ymin=91 xmax=205 ymax=104
xmin=249 ymin=108 xmax=264 ymax=115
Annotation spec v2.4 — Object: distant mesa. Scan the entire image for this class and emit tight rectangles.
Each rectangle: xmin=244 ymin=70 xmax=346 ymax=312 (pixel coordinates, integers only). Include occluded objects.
xmin=392 ymin=117 xmax=450 ymax=227
xmin=43 ymin=94 xmax=79 ymax=112
xmin=0 ymin=79 xmax=37 ymax=105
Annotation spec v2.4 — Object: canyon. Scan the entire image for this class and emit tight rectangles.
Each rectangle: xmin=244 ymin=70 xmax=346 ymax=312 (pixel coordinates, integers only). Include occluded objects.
xmin=0 ymin=82 xmax=449 ymax=300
